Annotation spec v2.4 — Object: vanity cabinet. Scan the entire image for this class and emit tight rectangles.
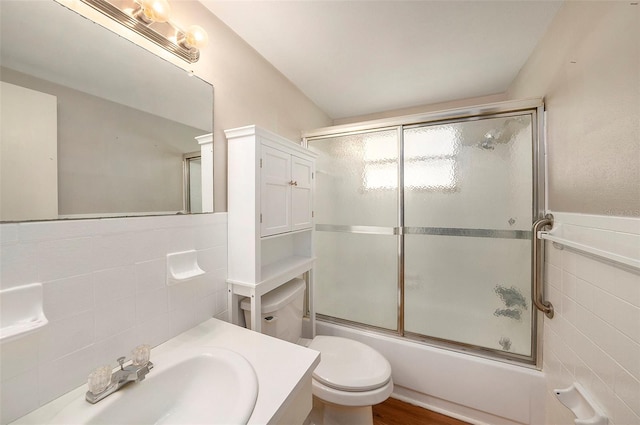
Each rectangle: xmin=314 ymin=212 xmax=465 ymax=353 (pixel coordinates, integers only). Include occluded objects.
xmin=226 ymin=125 xmax=317 ymax=333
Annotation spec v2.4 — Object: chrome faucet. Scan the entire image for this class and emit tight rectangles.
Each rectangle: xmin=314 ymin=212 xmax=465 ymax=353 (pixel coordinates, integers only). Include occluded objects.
xmin=85 ymin=356 xmax=154 ymax=404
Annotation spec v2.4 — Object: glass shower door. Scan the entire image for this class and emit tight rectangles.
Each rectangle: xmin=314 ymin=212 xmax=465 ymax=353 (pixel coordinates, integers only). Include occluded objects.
xmin=403 ymin=114 xmax=535 ymax=356
xmin=309 ymin=129 xmax=399 ymax=331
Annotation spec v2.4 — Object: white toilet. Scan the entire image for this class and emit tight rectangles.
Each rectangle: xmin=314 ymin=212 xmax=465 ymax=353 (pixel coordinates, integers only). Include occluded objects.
xmin=241 ymin=278 xmax=393 ymax=425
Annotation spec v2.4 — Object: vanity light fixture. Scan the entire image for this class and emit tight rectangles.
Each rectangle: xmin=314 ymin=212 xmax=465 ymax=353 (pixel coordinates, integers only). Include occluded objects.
xmin=78 ymin=0 xmax=208 ymax=63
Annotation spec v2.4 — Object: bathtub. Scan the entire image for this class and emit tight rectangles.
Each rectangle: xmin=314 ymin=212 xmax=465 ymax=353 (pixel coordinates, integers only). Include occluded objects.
xmin=317 ymin=321 xmax=545 ymax=425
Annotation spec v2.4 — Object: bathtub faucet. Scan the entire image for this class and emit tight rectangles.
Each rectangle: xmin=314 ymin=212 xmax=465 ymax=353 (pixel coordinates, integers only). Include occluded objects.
xmin=85 ymin=355 xmax=154 ymax=404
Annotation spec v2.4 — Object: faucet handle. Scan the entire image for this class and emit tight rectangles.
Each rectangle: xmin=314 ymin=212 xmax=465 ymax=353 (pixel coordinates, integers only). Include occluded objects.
xmin=87 ymin=365 xmax=111 ymax=395
xmin=117 ymin=356 xmax=126 ymax=370
xmin=132 ymin=344 xmax=151 ymax=366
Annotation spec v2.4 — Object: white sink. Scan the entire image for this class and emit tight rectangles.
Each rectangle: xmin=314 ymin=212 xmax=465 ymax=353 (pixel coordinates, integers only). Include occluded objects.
xmin=49 ymin=348 xmax=258 ymax=424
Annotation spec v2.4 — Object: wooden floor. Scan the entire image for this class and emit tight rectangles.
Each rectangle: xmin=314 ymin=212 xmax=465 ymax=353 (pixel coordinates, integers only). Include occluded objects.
xmin=372 ymin=398 xmax=469 ymax=425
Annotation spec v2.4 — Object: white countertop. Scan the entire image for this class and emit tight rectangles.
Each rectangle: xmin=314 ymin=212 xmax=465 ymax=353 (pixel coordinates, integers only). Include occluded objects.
xmin=11 ymin=318 xmax=321 ymax=425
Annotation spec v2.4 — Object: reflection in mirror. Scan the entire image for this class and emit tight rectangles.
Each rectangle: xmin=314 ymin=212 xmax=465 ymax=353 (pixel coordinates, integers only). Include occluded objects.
xmin=184 ymin=153 xmax=203 ymax=214
xmin=0 ymin=0 xmax=214 ymax=222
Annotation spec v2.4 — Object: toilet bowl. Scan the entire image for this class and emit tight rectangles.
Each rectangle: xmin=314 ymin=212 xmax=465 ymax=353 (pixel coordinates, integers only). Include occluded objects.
xmin=240 ymin=279 xmax=393 ymax=425
xmin=307 ymin=335 xmax=393 ymax=425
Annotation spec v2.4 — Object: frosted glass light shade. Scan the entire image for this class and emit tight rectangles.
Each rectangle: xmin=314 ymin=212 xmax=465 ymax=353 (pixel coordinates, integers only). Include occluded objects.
xmin=183 ymin=25 xmax=209 ymax=49
xmin=140 ymin=0 xmax=171 ymax=23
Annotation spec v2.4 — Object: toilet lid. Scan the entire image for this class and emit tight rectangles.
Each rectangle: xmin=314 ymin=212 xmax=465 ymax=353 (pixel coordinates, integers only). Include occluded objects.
xmin=308 ymin=336 xmax=391 ymax=392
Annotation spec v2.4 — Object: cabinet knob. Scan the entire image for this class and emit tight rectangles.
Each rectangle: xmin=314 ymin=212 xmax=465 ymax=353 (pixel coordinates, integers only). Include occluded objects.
xmin=289 ymin=180 xmax=298 ymax=186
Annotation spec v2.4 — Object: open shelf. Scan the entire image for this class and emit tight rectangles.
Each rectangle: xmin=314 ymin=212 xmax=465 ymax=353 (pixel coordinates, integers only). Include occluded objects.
xmin=260 ymin=256 xmax=315 ymax=292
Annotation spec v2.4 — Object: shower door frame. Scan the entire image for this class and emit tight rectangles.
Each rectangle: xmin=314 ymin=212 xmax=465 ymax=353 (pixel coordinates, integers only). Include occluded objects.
xmin=303 ymin=98 xmax=546 ymax=366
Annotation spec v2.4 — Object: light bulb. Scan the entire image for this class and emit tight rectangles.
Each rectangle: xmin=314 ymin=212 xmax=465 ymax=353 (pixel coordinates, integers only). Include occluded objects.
xmin=182 ymin=25 xmax=209 ymax=49
xmin=140 ymin=0 xmax=171 ymax=23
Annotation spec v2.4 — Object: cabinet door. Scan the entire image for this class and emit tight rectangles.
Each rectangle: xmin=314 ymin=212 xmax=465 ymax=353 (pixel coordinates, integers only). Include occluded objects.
xmin=261 ymin=145 xmax=291 ymax=236
xmin=291 ymin=155 xmax=313 ymax=231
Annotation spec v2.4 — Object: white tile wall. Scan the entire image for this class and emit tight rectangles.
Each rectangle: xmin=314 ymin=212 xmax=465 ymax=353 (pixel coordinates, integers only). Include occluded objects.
xmin=543 ymin=213 xmax=640 ymax=425
xmin=0 ymin=213 xmax=228 ymax=424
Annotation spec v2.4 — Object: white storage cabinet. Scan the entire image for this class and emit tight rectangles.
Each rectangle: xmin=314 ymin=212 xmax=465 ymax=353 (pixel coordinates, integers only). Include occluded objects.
xmin=226 ymin=125 xmax=316 ymax=333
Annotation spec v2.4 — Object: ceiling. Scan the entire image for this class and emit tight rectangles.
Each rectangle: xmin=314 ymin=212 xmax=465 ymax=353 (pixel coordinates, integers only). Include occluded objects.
xmin=200 ymin=0 xmax=562 ymax=120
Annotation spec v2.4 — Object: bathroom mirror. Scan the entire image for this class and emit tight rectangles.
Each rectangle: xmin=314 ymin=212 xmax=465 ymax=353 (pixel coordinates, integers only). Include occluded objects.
xmin=0 ymin=0 xmax=214 ymax=222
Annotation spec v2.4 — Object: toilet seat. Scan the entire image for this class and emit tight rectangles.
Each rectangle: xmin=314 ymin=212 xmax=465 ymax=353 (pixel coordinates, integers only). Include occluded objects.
xmin=308 ymin=336 xmax=392 ymax=392
xmin=311 ymin=374 xmax=394 ymax=407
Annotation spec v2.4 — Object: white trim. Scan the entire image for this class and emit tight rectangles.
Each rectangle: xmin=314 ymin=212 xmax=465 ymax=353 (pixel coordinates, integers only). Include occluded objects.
xmin=303 ymin=98 xmax=543 ymax=138
xmin=197 ymin=133 xmax=214 ymax=213
xmin=225 ymin=125 xmax=317 ymax=158
xmin=390 ymin=388 xmax=520 ymax=425
xmin=196 ymin=133 xmax=213 ymax=145
xmin=543 ymin=110 xmax=549 ymax=213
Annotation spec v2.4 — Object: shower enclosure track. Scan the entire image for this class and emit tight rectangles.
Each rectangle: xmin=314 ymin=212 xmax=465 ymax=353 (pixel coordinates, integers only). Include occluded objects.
xmin=316 ymin=224 xmax=531 ymax=240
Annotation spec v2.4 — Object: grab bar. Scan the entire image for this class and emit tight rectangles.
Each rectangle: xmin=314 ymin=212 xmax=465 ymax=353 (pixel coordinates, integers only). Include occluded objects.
xmin=532 ymin=214 xmax=554 ymax=319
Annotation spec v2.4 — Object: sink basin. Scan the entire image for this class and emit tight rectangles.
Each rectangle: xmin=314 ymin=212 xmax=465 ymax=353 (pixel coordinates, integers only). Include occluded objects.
xmin=50 ymin=348 xmax=258 ymax=424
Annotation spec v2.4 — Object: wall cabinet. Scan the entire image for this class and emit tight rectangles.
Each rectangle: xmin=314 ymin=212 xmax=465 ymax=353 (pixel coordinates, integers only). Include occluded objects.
xmin=261 ymin=144 xmax=313 ymax=236
xmin=226 ymin=125 xmax=316 ymax=333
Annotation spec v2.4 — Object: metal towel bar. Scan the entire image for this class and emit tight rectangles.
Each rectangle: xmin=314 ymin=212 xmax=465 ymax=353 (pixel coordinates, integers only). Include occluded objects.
xmin=532 ymin=214 xmax=554 ymax=319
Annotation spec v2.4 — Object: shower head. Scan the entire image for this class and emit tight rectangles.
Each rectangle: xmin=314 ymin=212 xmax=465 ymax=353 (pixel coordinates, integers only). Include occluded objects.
xmin=478 ymin=132 xmax=496 ymax=150
xmin=476 ymin=117 xmax=529 ymax=150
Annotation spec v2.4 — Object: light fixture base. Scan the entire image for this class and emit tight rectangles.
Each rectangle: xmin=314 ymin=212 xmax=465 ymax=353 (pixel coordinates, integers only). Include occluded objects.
xmin=79 ymin=0 xmax=200 ymax=63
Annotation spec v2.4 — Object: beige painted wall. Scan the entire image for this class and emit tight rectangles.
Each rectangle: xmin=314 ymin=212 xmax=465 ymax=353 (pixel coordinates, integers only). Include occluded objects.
xmin=172 ymin=2 xmax=333 ymax=212
xmin=123 ymin=1 xmax=330 ymax=213
xmin=159 ymin=1 xmax=334 ymax=211
xmin=507 ymin=1 xmax=640 ymax=217
xmin=182 ymin=3 xmax=334 ymax=211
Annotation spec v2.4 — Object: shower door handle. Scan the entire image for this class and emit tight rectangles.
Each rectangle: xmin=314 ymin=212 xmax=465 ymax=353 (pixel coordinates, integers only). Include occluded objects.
xmin=532 ymin=214 xmax=554 ymax=319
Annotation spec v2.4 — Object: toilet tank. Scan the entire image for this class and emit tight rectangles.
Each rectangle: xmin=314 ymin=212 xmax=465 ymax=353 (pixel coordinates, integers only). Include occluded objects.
xmin=240 ymin=278 xmax=305 ymax=343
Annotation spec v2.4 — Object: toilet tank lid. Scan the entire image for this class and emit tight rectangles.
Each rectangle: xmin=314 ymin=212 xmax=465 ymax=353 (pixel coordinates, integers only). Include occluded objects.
xmin=240 ymin=278 xmax=306 ymax=314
